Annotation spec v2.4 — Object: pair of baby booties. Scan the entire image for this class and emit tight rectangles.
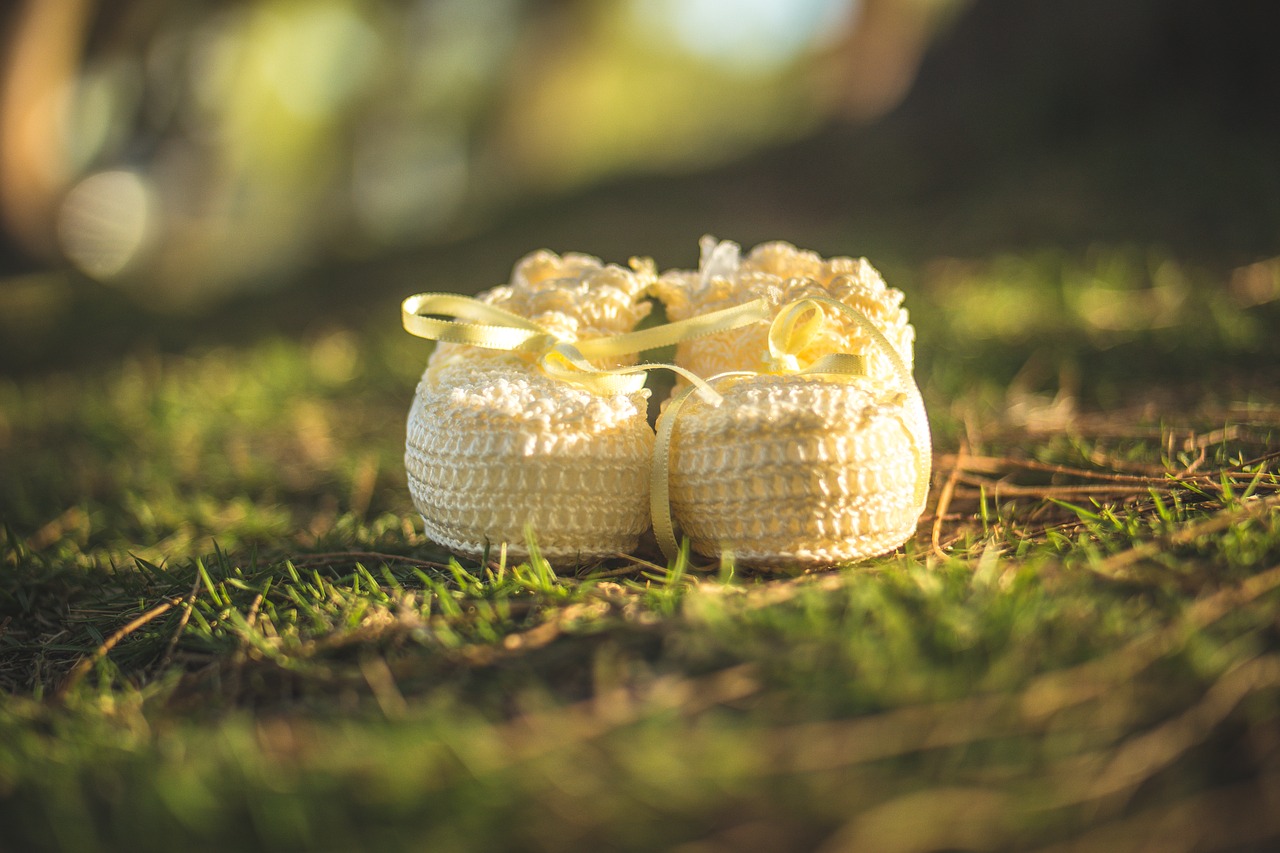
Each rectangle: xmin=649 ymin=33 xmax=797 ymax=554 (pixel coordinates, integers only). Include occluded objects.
xmin=404 ymin=237 xmax=931 ymax=568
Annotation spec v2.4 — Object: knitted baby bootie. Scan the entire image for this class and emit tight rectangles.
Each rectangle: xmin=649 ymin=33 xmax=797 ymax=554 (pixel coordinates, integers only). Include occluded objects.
xmin=404 ymin=251 xmax=656 ymax=562
xmin=651 ymin=237 xmax=931 ymax=568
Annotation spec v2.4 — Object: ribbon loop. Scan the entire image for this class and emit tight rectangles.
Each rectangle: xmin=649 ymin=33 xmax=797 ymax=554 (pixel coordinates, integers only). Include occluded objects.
xmin=767 ymin=298 xmax=826 ymax=372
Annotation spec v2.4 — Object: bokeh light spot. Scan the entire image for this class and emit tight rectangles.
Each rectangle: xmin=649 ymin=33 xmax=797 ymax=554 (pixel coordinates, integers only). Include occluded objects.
xmin=633 ymin=0 xmax=859 ymax=72
xmin=58 ymin=170 xmax=156 ymax=280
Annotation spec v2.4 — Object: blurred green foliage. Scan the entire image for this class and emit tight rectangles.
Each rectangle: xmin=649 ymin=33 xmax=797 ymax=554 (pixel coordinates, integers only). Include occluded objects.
xmin=4 ymin=0 xmax=899 ymax=303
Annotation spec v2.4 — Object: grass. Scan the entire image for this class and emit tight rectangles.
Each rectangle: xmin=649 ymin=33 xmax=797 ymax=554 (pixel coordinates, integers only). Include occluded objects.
xmin=2 ymin=243 xmax=1280 ymax=852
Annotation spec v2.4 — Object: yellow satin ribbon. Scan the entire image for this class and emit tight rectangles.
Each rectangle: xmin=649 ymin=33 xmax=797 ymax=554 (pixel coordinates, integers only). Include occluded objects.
xmin=540 ymin=343 xmax=718 ymax=401
xmin=402 ymin=292 xmax=770 ymax=400
xmin=402 ymin=293 xmax=558 ymax=352
xmin=651 ymin=296 xmax=932 ymax=562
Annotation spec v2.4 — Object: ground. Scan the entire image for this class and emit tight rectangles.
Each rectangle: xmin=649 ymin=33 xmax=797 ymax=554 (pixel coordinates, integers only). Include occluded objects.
xmin=3 ymin=214 xmax=1279 ymax=849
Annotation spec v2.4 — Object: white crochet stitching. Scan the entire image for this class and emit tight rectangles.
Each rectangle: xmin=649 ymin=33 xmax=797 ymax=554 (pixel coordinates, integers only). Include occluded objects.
xmin=405 ymin=250 xmax=656 ymax=562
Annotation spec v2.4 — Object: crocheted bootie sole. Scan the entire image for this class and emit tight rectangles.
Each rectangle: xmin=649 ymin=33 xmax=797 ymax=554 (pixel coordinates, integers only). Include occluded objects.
xmin=405 ymin=363 xmax=653 ymax=562
xmin=667 ymin=376 xmax=925 ymax=567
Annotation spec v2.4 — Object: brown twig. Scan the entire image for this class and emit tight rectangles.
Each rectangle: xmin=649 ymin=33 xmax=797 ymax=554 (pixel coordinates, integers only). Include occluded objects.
xmin=940 ymin=453 xmax=1171 ymax=484
xmin=244 ymin=591 xmax=265 ymax=630
xmin=954 ymin=477 xmax=1158 ymax=498
xmin=156 ymin=571 xmax=203 ymax=672
xmin=590 ymin=552 xmax=667 ymax=578
xmin=359 ymin=655 xmax=408 ymax=719
xmin=54 ymin=598 xmax=181 ymax=701
xmin=932 ymin=444 xmax=966 ymax=559
xmin=1237 ymin=447 xmax=1280 ymax=470
xmin=25 ymin=506 xmax=87 ymax=551
xmin=584 ymin=564 xmax=648 ymax=579
xmin=1183 ymin=425 xmax=1243 ymax=452
xmin=226 ymin=588 xmax=269 ymax=706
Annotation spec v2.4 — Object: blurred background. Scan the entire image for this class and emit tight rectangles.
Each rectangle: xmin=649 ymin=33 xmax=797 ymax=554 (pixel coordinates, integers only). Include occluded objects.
xmin=1 ymin=0 xmax=1278 ymax=364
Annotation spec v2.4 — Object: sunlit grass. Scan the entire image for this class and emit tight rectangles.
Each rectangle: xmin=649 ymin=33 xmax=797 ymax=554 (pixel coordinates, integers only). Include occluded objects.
xmin=2 ymin=245 xmax=1279 ymax=851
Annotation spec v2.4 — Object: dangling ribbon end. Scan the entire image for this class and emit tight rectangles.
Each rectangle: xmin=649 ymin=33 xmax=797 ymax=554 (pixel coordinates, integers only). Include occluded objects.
xmin=540 ymin=343 xmax=651 ymax=396
xmin=692 ymin=384 xmax=724 ymax=407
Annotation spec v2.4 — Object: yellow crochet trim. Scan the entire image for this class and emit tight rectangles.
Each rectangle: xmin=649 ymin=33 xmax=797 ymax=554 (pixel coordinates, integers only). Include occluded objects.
xmin=652 ymin=296 xmax=930 ymax=562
